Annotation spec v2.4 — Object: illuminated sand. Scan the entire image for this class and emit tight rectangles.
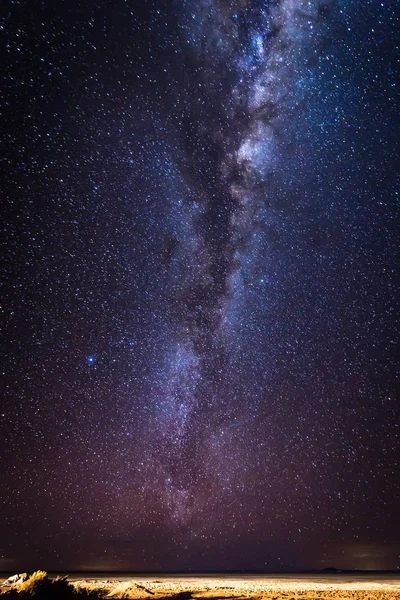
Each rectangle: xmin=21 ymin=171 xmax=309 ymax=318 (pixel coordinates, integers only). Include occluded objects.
xmin=66 ymin=574 xmax=400 ymax=600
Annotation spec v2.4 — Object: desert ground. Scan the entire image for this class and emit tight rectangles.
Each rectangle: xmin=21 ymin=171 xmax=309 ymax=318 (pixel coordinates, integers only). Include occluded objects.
xmin=2 ymin=572 xmax=400 ymax=600
xmin=72 ymin=574 xmax=400 ymax=600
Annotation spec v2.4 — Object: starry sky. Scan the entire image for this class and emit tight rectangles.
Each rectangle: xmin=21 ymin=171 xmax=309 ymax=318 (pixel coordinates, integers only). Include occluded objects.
xmin=1 ymin=0 xmax=399 ymax=573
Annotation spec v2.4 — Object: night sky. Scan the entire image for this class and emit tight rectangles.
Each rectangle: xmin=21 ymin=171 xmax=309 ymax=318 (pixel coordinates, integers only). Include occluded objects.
xmin=1 ymin=0 xmax=399 ymax=573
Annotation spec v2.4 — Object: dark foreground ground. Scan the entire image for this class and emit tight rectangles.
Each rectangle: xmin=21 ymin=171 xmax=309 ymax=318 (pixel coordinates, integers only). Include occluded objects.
xmin=2 ymin=572 xmax=400 ymax=600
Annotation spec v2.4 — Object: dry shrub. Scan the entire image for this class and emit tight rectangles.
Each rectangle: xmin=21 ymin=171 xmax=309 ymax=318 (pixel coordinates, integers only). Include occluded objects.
xmin=5 ymin=571 xmax=101 ymax=599
xmin=18 ymin=571 xmax=48 ymax=595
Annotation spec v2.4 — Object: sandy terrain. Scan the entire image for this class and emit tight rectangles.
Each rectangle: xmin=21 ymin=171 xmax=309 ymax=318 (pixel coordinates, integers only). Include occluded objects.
xmin=67 ymin=575 xmax=400 ymax=600
xmin=2 ymin=574 xmax=400 ymax=600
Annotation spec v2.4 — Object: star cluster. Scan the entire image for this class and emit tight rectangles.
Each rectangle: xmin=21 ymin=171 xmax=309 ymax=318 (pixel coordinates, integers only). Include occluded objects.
xmin=1 ymin=0 xmax=399 ymax=572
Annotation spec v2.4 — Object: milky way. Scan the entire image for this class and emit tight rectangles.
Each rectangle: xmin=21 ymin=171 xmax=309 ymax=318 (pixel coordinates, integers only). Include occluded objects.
xmin=2 ymin=0 xmax=399 ymax=572
xmin=147 ymin=0 xmax=338 ymax=526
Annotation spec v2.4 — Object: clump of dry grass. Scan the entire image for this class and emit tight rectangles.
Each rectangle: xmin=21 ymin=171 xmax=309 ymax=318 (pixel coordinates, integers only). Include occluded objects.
xmin=18 ymin=571 xmax=49 ymax=595
xmin=1 ymin=571 xmax=102 ymax=600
